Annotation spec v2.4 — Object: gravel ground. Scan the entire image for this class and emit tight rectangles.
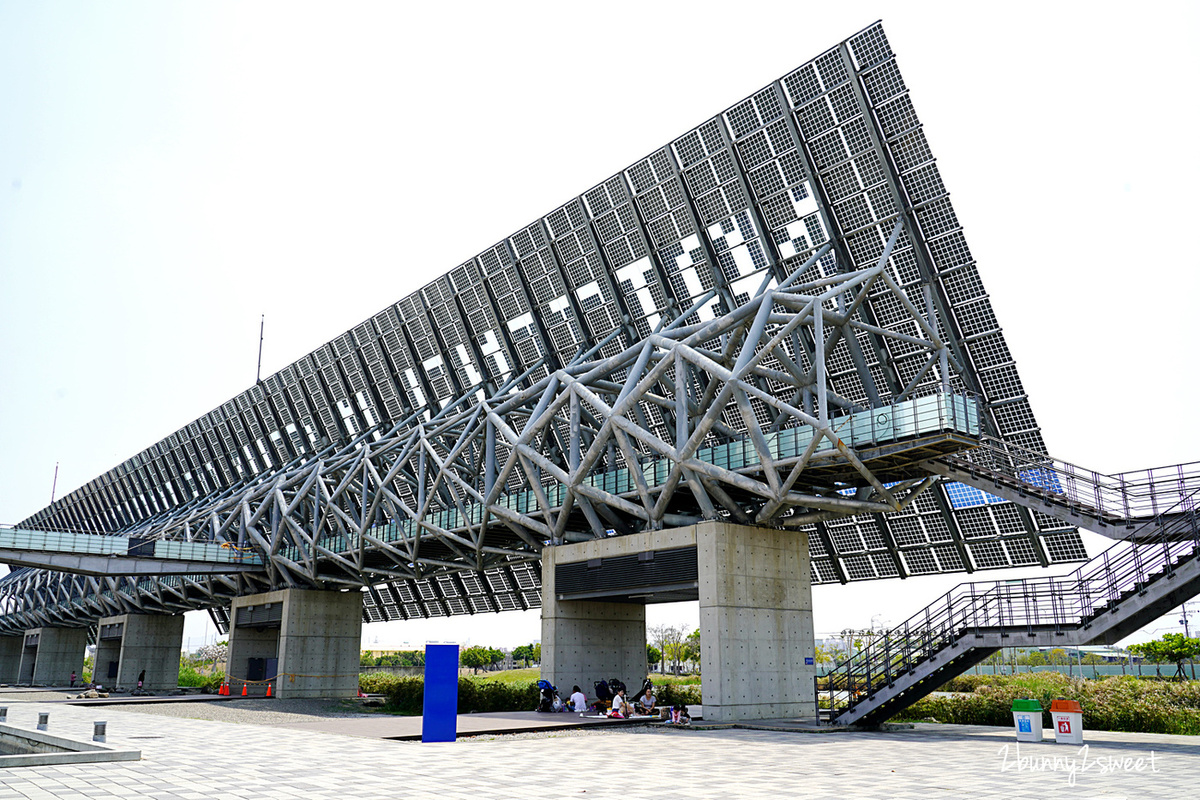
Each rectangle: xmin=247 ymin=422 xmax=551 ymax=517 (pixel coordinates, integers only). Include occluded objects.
xmin=0 ymin=690 xmax=78 ymax=702
xmin=0 ymin=690 xmax=678 ymax=740
xmin=457 ymin=726 xmax=672 ymax=742
xmin=98 ymin=698 xmax=679 ymax=741
xmin=91 ymin=697 xmax=372 ymax=726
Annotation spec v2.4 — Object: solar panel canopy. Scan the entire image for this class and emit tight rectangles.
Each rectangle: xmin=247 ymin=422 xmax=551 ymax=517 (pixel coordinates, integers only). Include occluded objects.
xmin=12 ymin=21 xmax=1087 ymax=627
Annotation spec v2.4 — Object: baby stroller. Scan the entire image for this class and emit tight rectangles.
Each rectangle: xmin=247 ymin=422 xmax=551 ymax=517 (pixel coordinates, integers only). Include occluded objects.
xmin=593 ymin=679 xmax=613 ymax=711
xmin=537 ymin=679 xmax=557 ymax=713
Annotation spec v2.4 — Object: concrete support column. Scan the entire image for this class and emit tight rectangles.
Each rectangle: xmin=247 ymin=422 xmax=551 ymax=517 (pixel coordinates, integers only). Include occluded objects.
xmin=697 ymin=523 xmax=815 ymax=722
xmin=227 ymin=588 xmax=362 ymax=698
xmin=541 ymin=543 xmax=647 ymax=696
xmin=0 ymin=636 xmax=22 ymax=684
xmin=18 ymin=628 xmax=88 ymax=687
xmin=541 ymin=522 xmax=815 ymax=722
xmin=96 ymin=614 xmax=185 ymax=691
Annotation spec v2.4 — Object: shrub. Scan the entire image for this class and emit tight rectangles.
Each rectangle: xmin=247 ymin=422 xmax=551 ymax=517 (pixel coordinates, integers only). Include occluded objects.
xmin=178 ymin=663 xmax=208 ymax=688
xmin=937 ymin=674 xmax=1000 ymax=693
xmin=359 ymin=673 xmax=541 ymax=714
xmin=656 ymin=683 xmax=702 ymax=706
xmin=179 ymin=661 xmax=225 ymax=693
xmin=458 ymin=679 xmax=540 ymax=713
xmin=200 ymin=670 xmax=225 ymax=694
xmin=892 ymin=673 xmax=1200 ymax=735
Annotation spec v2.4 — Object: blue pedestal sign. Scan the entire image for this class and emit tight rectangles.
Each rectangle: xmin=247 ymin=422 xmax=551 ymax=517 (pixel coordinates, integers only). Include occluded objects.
xmin=422 ymin=643 xmax=459 ymax=742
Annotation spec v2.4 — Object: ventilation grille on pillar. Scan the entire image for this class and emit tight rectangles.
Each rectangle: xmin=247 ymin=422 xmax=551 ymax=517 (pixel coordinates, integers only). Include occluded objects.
xmin=235 ymin=603 xmax=283 ymax=629
xmin=555 ymin=546 xmax=698 ymax=598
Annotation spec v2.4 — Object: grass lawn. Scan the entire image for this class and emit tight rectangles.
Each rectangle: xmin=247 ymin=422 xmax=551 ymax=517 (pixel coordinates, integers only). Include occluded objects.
xmin=465 ymin=667 xmax=539 ymax=685
xmin=469 ymin=667 xmax=700 ymax=687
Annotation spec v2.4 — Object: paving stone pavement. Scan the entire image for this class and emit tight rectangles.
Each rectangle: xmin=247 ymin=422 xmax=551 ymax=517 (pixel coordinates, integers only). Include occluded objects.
xmin=0 ymin=700 xmax=1195 ymax=799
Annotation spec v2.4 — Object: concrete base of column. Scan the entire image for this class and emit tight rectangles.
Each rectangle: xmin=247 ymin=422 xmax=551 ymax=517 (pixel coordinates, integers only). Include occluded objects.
xmin=0 ymin=636 xmax=22 ymax=684
xmin=95 ymin=614 xmax=185 ymax=692
xmin=18 ymin=628 xmax=88 ymax=687
xmin=228 ymin=588 xmax=362 ymax=699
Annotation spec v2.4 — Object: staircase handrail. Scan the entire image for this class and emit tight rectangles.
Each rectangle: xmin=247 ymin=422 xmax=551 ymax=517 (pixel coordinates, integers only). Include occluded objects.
xmin=825 ymin=482 xmax=1200 ymax=708
xmin=942 ymin=437 xmax=1200 ymax=522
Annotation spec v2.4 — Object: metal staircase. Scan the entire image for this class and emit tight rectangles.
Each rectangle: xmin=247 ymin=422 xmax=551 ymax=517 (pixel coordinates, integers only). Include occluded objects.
xmin=824 ymin=476 xmax=1200 ymax=728
xmin=926 ymin=437 xmax=1200 ymax=539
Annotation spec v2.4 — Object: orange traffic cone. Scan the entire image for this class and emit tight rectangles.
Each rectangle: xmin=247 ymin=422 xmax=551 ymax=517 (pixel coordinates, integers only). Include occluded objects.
xmin=266 ymin=683 xmax=272 ymax=698
xmin=241 ymin=683 xmax=248 ymax=697
xmin=219 ymin=683 xmax=227 ymax=696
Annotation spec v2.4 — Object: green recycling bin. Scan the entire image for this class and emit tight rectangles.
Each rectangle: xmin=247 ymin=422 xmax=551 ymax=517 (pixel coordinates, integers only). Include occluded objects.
xmin=1011 ymin=699 xmax=1044 ymax=742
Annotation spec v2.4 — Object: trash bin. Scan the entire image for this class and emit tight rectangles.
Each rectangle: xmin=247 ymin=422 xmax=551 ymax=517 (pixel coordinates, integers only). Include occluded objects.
xmin=1050 ymin=699 xmax=1083 ymax=745
xmin=1011 ymin=699 xmax=1044 ymax=742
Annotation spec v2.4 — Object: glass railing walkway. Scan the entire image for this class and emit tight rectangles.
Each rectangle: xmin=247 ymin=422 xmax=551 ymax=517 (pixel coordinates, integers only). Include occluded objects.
xmin=0 ymin=525 xmax=263 ymax=567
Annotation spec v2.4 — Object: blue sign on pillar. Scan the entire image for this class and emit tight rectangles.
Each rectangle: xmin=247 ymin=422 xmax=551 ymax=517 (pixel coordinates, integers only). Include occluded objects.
xmin=422 ymin=643 xmax=459 ymax=743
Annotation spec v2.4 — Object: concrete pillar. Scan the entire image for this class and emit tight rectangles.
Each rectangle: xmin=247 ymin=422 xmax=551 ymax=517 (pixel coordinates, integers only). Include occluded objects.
xmin=18 ymin=628 xmax=88 ymax=686
xmin=540 ymin=522 xmax=815 ymax=722
xmin=95 ymin=614 xmax=185 ymax=692
xmin=227 ymin=588 xmax=362 ymax=698
xmin=541 ymin=543 xmax=647 ymax=697
xmin=0 ymin=636 xmax=22 ymax=684
xmin=697 ymin=523 xmax=815 ymax=722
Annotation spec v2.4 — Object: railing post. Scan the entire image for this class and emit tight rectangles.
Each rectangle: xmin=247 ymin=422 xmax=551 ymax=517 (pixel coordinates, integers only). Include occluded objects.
xmin=1119 ymin=471 xmax=1131 ymax=520
xmin=1022 ymin=579 xmax=1033 ymax=634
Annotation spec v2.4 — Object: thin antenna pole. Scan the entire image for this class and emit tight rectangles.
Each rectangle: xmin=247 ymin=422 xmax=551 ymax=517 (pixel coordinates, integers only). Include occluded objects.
xmin=256 ymin=314 xmax=265 ymax=384
xmin=50 ymin=462 xmax=59 ymax=503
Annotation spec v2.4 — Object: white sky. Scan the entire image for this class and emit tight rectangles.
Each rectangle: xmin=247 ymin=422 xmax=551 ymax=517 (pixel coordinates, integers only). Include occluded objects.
xmin=1 ymin=2 xmax=1198 ymax=652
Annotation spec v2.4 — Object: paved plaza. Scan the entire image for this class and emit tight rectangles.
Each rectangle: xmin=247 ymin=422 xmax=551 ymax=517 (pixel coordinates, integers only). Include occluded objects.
xmin=0 ymin=696 xmax=1194 ymax=799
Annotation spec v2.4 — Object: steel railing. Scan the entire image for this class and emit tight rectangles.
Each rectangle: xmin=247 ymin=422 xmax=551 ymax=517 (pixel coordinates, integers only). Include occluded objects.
xmin=823 ymin=480 xmax=1200 ymax=721
xmin=940 ymin=435 xmax=1200 ymax=524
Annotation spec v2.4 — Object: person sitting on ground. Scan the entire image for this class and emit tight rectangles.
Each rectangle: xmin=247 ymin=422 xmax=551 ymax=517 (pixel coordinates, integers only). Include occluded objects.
xmin=569 ymin=685 xmax=588 ymax=713
xmin=608 ymin=687 xmax=629 ymax=718
xmin=634 ymin=685 xmax=656 ymax=716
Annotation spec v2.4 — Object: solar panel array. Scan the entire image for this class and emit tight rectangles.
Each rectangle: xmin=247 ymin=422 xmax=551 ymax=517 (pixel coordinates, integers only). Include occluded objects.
xmin=359 ymin=561 xmax=542 ymax=623
xmin=17 ymin=21 xmax=1086 ymax=594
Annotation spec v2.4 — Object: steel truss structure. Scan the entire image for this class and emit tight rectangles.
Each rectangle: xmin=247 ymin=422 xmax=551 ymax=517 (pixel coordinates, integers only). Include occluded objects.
xmin=1 ymin=21 xmax=1088 ymax=633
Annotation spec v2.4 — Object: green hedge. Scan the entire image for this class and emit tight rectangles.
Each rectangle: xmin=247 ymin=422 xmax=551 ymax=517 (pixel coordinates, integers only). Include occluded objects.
xmin=892 ymin=673 xmax=1200 ymax=736
xmin=178 ymin=664 xmax=224 ymax=693
xmin=358 ymin=672 xmax=702 ymax=713
xmin=359 ymin=673 xmax=540 ymax=714
xmin=656 ymin=683 xmax=702 ymax=706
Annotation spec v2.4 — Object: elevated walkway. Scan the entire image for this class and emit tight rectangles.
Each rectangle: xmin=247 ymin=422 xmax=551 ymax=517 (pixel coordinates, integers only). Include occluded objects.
xmin=308 ymin=388 xmax=982 ymax=557
xmin=4 ymin=390 xmax=981 ymax=579
xmin=825 ymin=484 xmax=1200 ymax=727
xmin=0 ymin=526 xmax=263 ymax=576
